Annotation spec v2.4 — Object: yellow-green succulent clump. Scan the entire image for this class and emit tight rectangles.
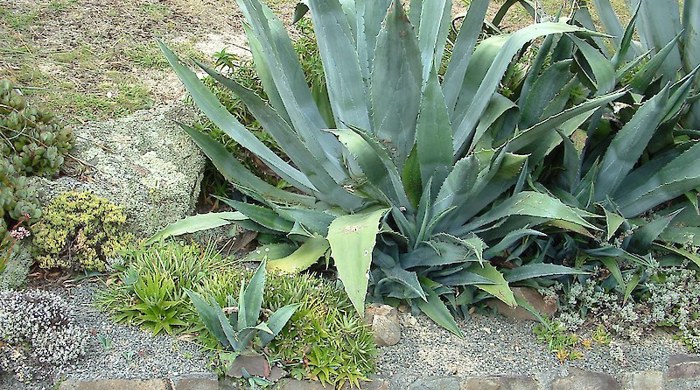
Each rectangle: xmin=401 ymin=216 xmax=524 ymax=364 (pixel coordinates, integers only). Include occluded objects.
xmin=32 ymin=191 xmax=133 ymax=271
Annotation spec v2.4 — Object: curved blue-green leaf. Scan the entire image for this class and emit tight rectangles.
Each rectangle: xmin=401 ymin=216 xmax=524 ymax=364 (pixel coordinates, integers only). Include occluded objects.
xmin=146 ymin=212 xmax=248 ymax=245
xmin=416 ymin=280 xmax=463 ymax=337
xmin=443 ymin=0 xmax=489 ymax=112
xmin=371 ymin=0 xmax=422 ymax=167
xmin=237 ymin=0 xmax=345 ymax=175
xmin=453 ymin=22 xmax=588 ymax=155
xmin=594 ymin=86 xmax=669 ymax=201
xmin=179 ymin=124 xmax=315 ymax=206
xmin=632 ymin=0 xmax=683 ymax=81
xmin=267 ymin=237 xmax=330 ymax=274
xmin=328 ymin=208 xmax=389 ymax=316
xmin=504 ymin=263 xmax=588 ymax=283
xmin=332 ymin=128 xmax=411 ymax=210
xmin=417 ymin=0 xmax=451 ymax=81
xmin=160 ymin=42 xmax=315 ymax=193
xmin=416 ymin=66 xmax=454 ymax=188
xmin=309 ymin=0 xmax=371 ymax=131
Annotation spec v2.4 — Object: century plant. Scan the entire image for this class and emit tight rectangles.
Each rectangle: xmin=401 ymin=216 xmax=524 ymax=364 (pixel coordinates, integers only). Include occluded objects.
xmin=158 ymin=0 xmax=646 ymax=333
xmin=185 ymin=260 xmax=299 ymax=354
xmin=501 ymin=0 xmax=700 ymax=300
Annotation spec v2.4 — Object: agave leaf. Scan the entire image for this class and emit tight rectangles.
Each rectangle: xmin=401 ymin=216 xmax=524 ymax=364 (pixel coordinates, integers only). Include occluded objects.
xmin=611 ymin=1 xmax=642 ymax=68
xmin=654 ymin=243 xmax=700 ymax=269
xmin=593 ymin=86 xmax=669 ymax=201
xmin=432 ymin=156 xmax=479 ymax=217
xmin=240 ymin=260 xmax=267 ymax=329
xmin=443 ymin=0 xmax=489 ymax=112
xmin=379 ymin=265 xmax=426 ymax=301
xmin=453 ymin=22 xmax=588 ymax=155
xmin=245 ymin=25 xmax=290 ymax=124
xmin=492 ymin=0 xmax=535 ymax=27
xmin=434 ymin=270 xmax=497 ymax=286
xmin=198 ymin=63 xmax=361 ymax=210
xmin=683 ymin=0 xmax=700 ymax=73
xmin=462 ymin=191 xmax=598 ymax=233
xmin=509 ymin=91 xmax=625 ymax=154
xmin=592 ymin=0 xmax=624 ymax=49
xmin=308 ymin=0 xmax=371 ymax=131
xmin=159 ymin=42 xmax=316 ymax=193
xmin=631 ymin=0 xmax=683 ymax=81
xmin=401 ymin=240 xmax=479 ymax=268
xmin=245 ymin=243 xmax=296 ymax=262
xmin=571 ymin=7 xmax=610 ymax=58
xmin=328 ymin=208 xmax=389 ymax=315
xmin=358 ymin=0 xmax=392 ymax=78
xmin=259 ymin=304 xmax=300 ymax=347
xmin=628 ymin=210 xmax=682 ymax=253
xmin=519 ymin=60 xmax=573 ymax=129
xmin=624 ymin=273 xmax=641 ymax=303
xmin=179 ymin=124 xmax=314 ymax=206
xmin=603 ymin=208 xmax=625 ymax=241
xmin=146 ymin=212 xmax=247 ymax=245
xmin=222 ymin=199 xmax=294 ymax=234
xmin=275 ymin=208 xmax=336 ymax=236
xmin=472 ymin=263 xmax=516 ymax=307
xmin=504 ymin=263 xmax=588 ymax=283
xmin=599 ymin=257 xmax=625 ymax=289
xmin=333 ymin=128 xmax=412 ymax=210
xmin=615 ymin=142 xmax=700 ymax=218
xmin=450 ymin=35 xmax=507 ymax=131
xmin=416 ymin=66 xmax=454 ymax=187
xmin=417 ymin=0 xmax=451 ymax=80
xmin=483 ymin=228 xmax=546 ymax=259
xmin=629 ymin=33 xmax=683 ymax=92
xmin=185 ymin=289 xmax=228 ymax=347
xmin=371 ymin=0 xmax=422 ymax=166
xmin=471 ymin=93 xmax=517 ymax=152
xmin=267 ymin=237 xmax=330 ymax=273
xmin=237 ymin=0 xmax=345 ymax=170
xmin=415 ymin=280 xmax=463 ymax=337
xmin=570 ymin=36 xmax=615 ymax=95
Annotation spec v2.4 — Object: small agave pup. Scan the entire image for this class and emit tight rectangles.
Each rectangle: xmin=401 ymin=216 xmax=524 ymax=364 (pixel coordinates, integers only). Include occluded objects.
xmin=185 ymin=260 xmax=299 ymax=376
xmin=160 ymin=0 xmax=631 ymax=334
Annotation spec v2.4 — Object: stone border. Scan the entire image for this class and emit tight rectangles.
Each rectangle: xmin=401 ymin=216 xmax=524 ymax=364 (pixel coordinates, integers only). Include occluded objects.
xmin=55 ymin=353 xmax=700 ymax=390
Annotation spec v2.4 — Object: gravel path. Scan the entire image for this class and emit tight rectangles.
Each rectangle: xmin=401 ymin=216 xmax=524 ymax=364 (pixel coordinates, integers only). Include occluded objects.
xmin=378 ymin=311 xmax=688 ymax=388
xmin=1 ymin=283 xmax=213 ymax=390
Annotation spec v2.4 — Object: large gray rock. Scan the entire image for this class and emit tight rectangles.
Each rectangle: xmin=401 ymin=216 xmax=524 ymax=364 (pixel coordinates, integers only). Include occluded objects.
xmin=0 ymin=241 xmax=32 ymax=290
xmin=29 ymin=104 xmax=206 ymax=236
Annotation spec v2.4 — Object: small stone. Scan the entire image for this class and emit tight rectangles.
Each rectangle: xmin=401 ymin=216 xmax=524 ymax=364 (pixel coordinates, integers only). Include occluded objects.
xmin=364 ymin=304 xmax=401 ymax=347
xmin=486 ymin=287 xmax=557 ymax=321
xmin=59 ymin=379 xmax=168 ymax=390
xmin=276 ymin=378 xmax=331 ymax=389
xmin=552 ymin=369 xmax=620 ymax=390
xmin=668 ymin=354 xmax=700 ymax=380
xmin=340 ymin=377 xmax=389 ymax=390
xmin=408 ymin=377 xmax=460 ymax=390
xmin=226 ymin=354 xmax=270 ymax=378
xmin=460 ymin=376 xmax=538 ymax=390
xmin=621 ymin=371 xmax=663 ymax=390
xmin=171 ymin=373 xmax=219 ymax=390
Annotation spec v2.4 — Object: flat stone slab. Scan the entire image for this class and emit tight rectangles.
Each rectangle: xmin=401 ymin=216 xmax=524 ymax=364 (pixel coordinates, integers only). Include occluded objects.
xmin=29 ymin=104 xmax=206 ymax=236
xmin=59 ymin=379 xmax=168 ymax=390
xmin=551 ymin=368 xmax=621 ymax=390
xmin=668 ymin=354 xmax=700 ymax=380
